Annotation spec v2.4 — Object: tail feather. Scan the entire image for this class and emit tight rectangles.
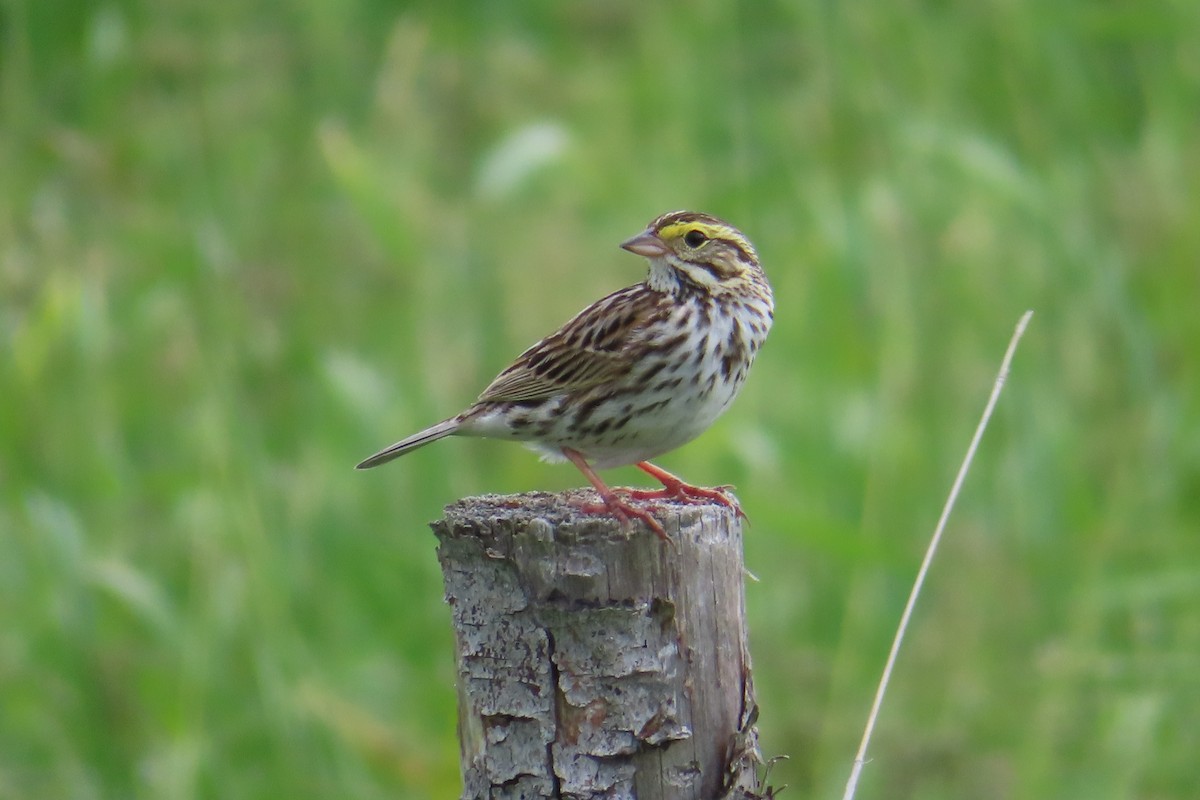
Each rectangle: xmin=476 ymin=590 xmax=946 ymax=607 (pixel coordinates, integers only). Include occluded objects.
xmin=355 ymin=418 xmax=461 ymax=469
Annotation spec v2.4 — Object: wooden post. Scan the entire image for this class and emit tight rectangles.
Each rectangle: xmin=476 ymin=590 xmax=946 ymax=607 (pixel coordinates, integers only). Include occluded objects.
xmin=431 ymin=489 xmax=766 ymax=800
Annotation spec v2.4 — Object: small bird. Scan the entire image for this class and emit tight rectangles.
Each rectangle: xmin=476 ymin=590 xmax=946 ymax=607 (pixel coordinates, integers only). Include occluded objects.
xmin=357 ymin=211 xmax=774 ymax=539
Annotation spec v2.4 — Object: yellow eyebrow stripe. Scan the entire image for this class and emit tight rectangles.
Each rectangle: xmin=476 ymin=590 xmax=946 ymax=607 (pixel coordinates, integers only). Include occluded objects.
xmin=658 ymin=221 xmax=725 ymax=241
xmin=658 ymin=221 xmax=755 ymax=261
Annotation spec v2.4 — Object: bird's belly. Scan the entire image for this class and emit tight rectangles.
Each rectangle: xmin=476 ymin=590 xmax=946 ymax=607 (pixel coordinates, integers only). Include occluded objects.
xmin=479 ymin=370 xmax=745 ymax=470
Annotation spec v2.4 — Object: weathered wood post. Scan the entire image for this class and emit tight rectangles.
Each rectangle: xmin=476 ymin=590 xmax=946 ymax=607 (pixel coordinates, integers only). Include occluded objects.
xmin=431 ymin=489 xmax=765 ymax=800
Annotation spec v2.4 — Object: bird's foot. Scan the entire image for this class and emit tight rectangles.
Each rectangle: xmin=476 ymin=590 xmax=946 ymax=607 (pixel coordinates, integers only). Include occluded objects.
xmin=577 ymin=493 xmax=670 ymax=542
xmin=622 ymin=483 xmax=744 ymax=518
xmin=561 ymin=447 xmax=670 ymax=542
xmin=632 ymin=461 xmax=746 ymax=520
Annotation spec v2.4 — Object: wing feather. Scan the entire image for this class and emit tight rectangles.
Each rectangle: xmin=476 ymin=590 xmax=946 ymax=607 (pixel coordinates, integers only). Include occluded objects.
xmin=475 ymin=286 xmax=662 ymax=403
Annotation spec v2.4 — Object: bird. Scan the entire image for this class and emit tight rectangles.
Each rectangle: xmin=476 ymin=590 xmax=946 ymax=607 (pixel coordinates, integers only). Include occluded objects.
xmin=356 ymin=210 xmax=774 ymax=539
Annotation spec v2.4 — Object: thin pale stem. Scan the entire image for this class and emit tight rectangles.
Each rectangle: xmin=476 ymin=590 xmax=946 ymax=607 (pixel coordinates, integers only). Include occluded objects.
xmin=842 ymin=310 xmax=1033 ymax=800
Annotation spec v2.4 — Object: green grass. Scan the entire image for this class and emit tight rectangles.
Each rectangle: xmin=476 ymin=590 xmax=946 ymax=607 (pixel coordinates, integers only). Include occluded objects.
xmin=2 ymin=1 xmax=1199 ymax=797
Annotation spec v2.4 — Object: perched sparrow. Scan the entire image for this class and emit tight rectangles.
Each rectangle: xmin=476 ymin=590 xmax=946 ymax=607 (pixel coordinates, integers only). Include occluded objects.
xmin=358 ymin=211 xmax=773 ymax=539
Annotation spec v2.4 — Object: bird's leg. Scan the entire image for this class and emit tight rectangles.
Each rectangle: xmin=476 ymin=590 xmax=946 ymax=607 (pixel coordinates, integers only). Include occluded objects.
xmin=626 ymin=461 xmax=746 ymax=519
xmin=562 ymin=448 xmax=669 ymax=541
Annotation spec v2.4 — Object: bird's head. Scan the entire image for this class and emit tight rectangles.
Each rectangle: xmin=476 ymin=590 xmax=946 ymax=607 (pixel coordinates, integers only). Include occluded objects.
xmin=620 ymin=211 xmax=768 ymax=301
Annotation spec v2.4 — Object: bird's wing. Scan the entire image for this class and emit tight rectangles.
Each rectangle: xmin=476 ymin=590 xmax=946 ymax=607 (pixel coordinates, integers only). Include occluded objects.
xmin=475 ymin=286 xmax=661 ymax=404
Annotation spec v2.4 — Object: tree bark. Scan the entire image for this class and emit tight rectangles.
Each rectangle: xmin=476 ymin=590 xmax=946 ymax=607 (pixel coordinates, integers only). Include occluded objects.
xmin=431 ymin=490 xmax=764 ymax=800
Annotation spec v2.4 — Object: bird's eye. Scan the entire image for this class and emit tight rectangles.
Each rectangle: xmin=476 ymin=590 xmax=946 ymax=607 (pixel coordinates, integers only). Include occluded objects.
xmin=684 ymin=229 xmax=707 ymax=248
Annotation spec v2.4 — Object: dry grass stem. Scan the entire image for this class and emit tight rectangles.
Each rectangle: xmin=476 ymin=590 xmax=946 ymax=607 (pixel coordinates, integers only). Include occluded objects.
xmin=841 ymin=310 xmax=1034 ymax=800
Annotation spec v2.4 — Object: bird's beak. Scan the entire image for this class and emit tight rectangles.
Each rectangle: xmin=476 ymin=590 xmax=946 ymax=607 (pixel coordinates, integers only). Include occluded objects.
xmin=620 ymin=230 xmax=670 ymax=258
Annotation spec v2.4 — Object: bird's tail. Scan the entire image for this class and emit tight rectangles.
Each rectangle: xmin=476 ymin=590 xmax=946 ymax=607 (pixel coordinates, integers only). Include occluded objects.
xmin=355 ymin=418 xmax=461 ymax=469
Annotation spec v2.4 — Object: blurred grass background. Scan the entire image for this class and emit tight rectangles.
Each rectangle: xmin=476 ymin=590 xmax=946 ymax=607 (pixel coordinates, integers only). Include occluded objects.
xmin=2 ymin=0 xmax=1198 ymax=798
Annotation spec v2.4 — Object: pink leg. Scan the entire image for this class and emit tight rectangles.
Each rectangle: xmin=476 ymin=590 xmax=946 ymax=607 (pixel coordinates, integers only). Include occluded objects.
xmin=562 ymin=448 xmax=669 ymax=541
